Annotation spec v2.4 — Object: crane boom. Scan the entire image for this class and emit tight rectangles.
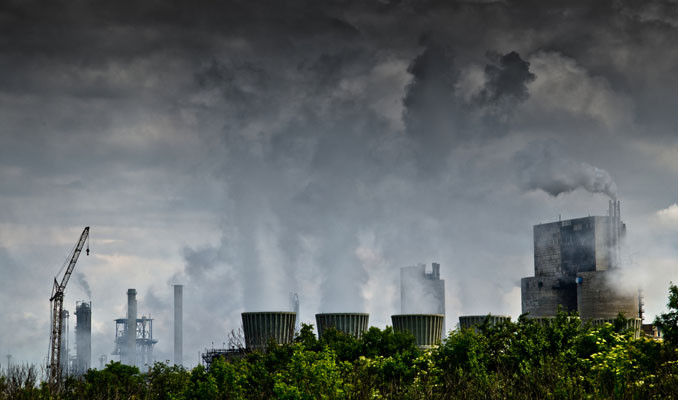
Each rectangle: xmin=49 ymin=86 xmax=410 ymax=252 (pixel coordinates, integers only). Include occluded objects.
xmin=48 ymin=226 xmax=89 ymax=391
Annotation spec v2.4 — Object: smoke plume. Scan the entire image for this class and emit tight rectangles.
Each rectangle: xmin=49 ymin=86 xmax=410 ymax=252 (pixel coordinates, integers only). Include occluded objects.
xmin=75 ymin=272 xmax=92 ymax=299
xmin=514 ymin=140 xmax=618 ymax=199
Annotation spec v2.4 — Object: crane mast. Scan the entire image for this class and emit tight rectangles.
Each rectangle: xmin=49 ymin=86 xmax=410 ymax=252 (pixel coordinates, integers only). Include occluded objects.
xmin=48 ymin=226 xmax=89 ymax=391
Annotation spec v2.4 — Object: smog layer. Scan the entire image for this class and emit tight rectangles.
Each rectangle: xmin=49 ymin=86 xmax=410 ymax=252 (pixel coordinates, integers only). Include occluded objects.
xmin=1 ymin=0 xmax=678 ymax=367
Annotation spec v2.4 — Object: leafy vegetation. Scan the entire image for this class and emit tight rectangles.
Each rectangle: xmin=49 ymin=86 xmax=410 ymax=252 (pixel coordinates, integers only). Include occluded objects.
xmin=5 ymin=284 xmax=678 ymax=399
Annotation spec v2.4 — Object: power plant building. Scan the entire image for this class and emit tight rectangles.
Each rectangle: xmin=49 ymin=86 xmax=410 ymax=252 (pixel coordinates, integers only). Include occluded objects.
xmin=401 ymin=263 xmax=445 ymax=337
xmin=521 ymin=200 xmax=640 ymax=320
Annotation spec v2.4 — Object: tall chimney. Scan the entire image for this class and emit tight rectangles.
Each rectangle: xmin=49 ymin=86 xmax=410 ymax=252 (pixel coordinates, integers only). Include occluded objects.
xmin=127 ymin=289 xmax=137 ymax=367
xmin=173 ymin=285 xmax=183 ymax=366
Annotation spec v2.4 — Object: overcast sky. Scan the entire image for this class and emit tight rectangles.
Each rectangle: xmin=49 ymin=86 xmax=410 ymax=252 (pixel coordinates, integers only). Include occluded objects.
xmin=2 ymin=0 xmax=678 ymax=369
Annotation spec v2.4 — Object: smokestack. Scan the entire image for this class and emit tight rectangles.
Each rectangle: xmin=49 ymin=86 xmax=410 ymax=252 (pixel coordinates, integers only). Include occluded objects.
xmin=173 ymin=285 xmax=183 ymax=366
xmin=126 ymin=289 xmax=137 ymax=366
xmin=60 ymin=310 xmax=69 ymax=375
xmin=75 ymin=301 xmax=91 ymax=375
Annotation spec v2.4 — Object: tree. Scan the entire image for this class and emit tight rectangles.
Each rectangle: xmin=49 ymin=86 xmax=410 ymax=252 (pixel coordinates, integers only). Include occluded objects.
xmin=655 ymin=282 xmax=678 ymax=345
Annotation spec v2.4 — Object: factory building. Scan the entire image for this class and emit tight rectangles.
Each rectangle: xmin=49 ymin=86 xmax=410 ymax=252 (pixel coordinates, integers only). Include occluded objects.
xmin=74 ymin=301 xmax=91 ymax=374
xmin=401 ymin=263 xmax=445 ymax=337
xmin=521 ymin=200 xmax=640 ymax=320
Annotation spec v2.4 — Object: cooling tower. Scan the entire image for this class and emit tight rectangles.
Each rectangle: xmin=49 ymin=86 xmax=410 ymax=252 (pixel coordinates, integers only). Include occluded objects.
xmin=591 ymin=317 xmax=642 ymax=339
xmin=74 ymin=301 xmax=91 ymax=374
xmin=241 ymin=312 xmax=296 ymax=351
xmin=391 ymin=314 xmax=444 ymax=349
xmin=315 ymin=313 xmax=369 ymax=339
xmin=459 ymin=315 xmax=511 ymax=332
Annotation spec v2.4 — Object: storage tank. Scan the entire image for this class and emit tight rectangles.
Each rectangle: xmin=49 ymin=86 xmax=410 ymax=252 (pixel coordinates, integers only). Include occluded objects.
xmin=241 ymin=312 xmax=296 ymax=351
xmin=458 ymin=315 xmax=511 ymax=333
xmin=391 ymin=314 xmax=444 ymax=349
xmin=315 ymin=313 xmax=369 ymax=339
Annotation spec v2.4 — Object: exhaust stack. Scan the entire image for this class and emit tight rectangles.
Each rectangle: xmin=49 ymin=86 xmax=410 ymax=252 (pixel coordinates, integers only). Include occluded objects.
xmin=126 ymin=289 xmax=137 ymax=366
xmin=174 ymin=285 xmax=183 ymax=366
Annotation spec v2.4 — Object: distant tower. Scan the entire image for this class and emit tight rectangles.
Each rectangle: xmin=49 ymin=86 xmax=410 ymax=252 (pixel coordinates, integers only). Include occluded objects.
xmin=174 ymin=285 xmax=183 ymax=366
xmin=400 ymin=263 xmax=446 ymax=338
xmin=126 ymin=289 xmax=137 ymax=366
xmin=59 ymin=310 xmax=69 ymax=375
xmin=74 ymin=301 xmax=92 ymax=374
xmin=290 ymin=293 xmax=300 ymax=332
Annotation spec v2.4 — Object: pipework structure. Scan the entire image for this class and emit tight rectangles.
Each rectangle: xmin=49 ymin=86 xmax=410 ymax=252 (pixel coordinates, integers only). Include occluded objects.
xmin=113 ymin=289 xmax=158 ymax=369
xmin=400 ymin=263 xmax=445 ymax=338
xmin=113 ymin=316 xmax=158 ymax=368
xmin=74 ymin=301 xmax=91 ymax=374
xmin=521 ymin=200 xmax=639 ymax=320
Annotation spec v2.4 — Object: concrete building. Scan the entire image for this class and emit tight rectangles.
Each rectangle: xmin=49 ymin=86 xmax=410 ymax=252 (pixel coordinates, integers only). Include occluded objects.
xmin=521 ymin=200 xmax=640 ymax=320
xmin=74 ymin=301 xmax=91 ymax=374
xmin=401 ymin=263 xmax=445 ymax=337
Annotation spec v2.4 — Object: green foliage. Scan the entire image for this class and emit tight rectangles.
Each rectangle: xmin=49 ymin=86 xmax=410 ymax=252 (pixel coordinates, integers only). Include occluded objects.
xmin=9 ymin=284 xmax=678 ymax=399
xmin=655 ymin=282 xmax=678 ymax=346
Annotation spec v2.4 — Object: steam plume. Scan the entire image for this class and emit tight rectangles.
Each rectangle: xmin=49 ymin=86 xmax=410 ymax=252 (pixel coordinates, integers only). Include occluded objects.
xmin=75 ymin=272 xmax=92 ymax=299
xmin=514 ymin=140 xmax=618 ymax=199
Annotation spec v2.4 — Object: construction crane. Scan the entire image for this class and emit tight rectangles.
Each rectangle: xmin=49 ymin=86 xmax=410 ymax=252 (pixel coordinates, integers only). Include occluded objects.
xmin=48 ymin=227 xmax=89 ymax=391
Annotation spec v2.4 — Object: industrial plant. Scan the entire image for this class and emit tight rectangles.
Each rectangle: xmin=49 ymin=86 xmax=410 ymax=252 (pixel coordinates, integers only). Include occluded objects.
xmin=521 ymin=200 xmax=642 ymax=333
xmin=112 ymin=289 xmax=158 ymax=369
xmin=44 ymin=200 xmax=664 ymax=386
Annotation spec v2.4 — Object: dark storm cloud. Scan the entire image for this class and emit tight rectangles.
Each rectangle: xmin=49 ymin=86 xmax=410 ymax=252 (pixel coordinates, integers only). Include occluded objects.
xmin=480 ymin=51 xmax=535 ymax=104
xmin=3 ymin=0 xmax=678 ymax=367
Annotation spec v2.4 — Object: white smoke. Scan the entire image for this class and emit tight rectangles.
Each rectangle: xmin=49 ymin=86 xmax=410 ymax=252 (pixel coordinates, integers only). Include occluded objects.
xmin=75 ymin=272 xmax=92 ymax=299
xmin=514 ymin=140 xmax=618 ymax=199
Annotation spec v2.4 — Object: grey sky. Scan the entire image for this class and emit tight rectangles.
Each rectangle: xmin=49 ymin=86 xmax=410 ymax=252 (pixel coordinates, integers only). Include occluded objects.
xmin=1 ymin=0 xmax=678 ymax=368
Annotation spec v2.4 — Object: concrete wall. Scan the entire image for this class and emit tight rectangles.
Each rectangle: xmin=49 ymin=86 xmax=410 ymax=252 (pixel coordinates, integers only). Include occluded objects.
xmin=533 ymin=222 xmax=562 ymax=276
xmin=594 ymin=217 xmax=612 ymax=271
xmin=521 ymin=276 xmax=577 ymax=317
xmin=576 ymin=271 xmax=639 ymax=320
